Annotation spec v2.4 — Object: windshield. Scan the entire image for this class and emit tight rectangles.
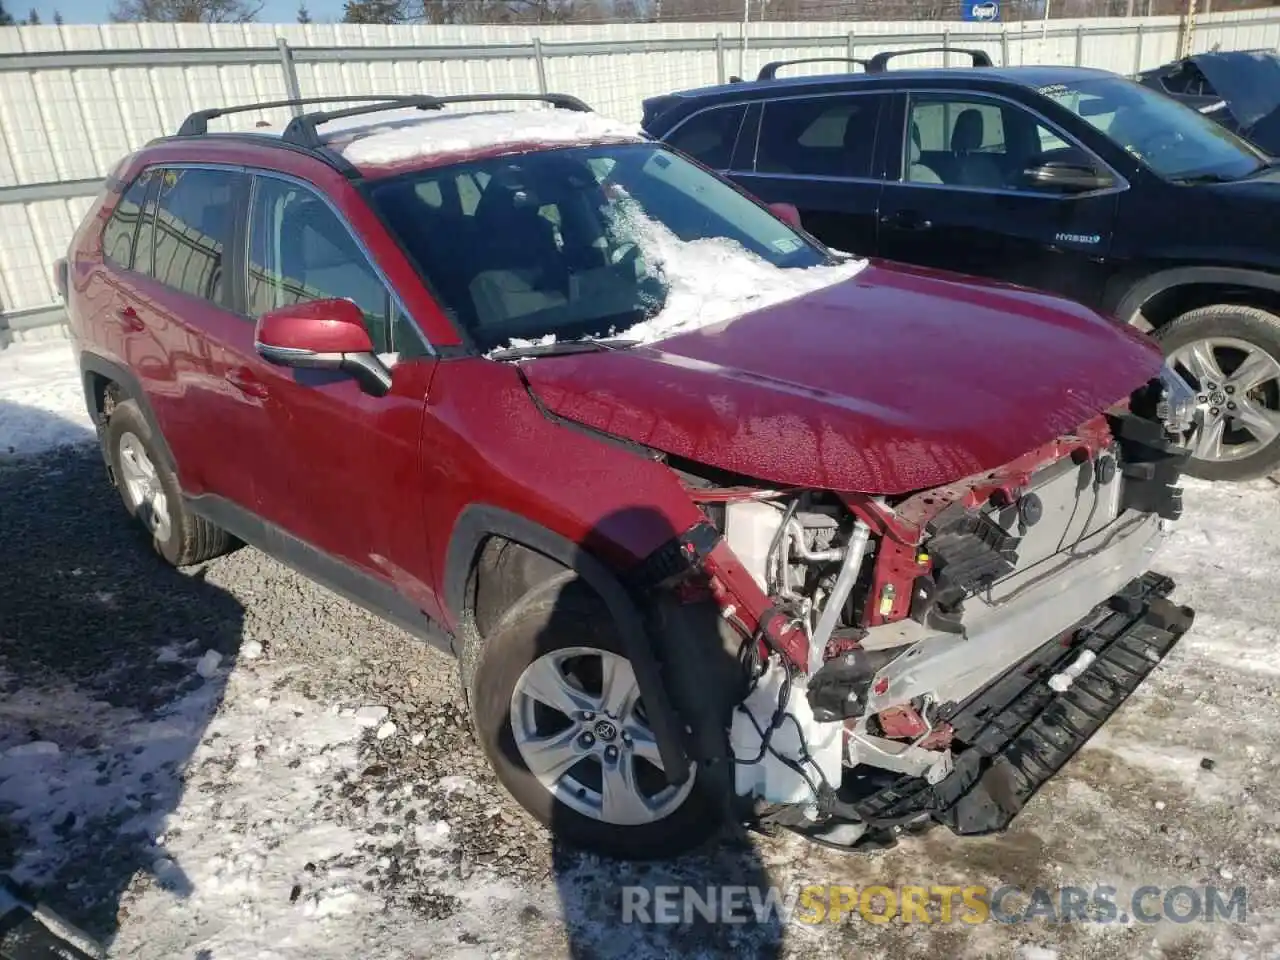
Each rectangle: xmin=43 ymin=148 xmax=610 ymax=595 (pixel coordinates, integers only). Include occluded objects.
xmin=368 ymin=142 xmax=831 ymax=352
xmin=1037 ymin=75 xmax=1268 ymax=181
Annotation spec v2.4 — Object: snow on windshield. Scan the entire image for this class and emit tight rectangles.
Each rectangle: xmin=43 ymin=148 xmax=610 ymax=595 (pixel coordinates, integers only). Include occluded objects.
xmin=496 ymin=207 xmax=868 ymax=354
xmin=337 ymin=109 xmax=642 ymax=168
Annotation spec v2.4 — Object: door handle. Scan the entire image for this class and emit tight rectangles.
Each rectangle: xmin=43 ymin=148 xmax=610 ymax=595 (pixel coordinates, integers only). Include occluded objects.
xmin=225 ymin=367 xmax=269 ymax=399
xmin=879 ymin=211 xmax=933 ymax=231
xmin=116 ymin=306 xmax=146 ymax=332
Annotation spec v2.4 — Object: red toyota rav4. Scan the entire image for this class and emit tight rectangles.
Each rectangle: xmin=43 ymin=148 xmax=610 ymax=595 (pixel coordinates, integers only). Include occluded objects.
xmin=62 ymin=93 xmax=1198 ymax=858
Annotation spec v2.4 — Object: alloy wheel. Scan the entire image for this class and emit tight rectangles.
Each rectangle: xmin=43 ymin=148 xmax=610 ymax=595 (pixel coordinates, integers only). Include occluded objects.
xmin=117 ymin=431 xmax=172 ymax=542
xmin=1168 ymin=336 xmax=1280 ymax=464
xmin=509 ymin=646 xmax=694 ymax=826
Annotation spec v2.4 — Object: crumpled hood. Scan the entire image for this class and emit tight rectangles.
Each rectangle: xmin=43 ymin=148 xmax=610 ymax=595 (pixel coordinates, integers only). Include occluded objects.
xmin=520 ymin=261 xmax=1163 ymax=495
xmin=1192 ymin=50 xmax=1280 ymax=131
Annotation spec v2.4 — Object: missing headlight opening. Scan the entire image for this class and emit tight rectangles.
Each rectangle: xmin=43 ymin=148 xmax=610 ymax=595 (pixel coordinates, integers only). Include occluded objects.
xmin=672 ymin=396 xmax=1195 ymax=851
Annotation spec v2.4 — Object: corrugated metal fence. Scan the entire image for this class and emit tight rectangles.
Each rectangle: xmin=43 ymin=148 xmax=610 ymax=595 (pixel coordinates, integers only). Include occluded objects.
xmin=1 ymin=9 xmax=1278 ymax=342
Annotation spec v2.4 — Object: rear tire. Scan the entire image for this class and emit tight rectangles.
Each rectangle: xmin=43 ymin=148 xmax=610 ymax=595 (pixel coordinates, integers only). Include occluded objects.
xmin=465 ymin=580 xmax=724 ymax=860
xmin=103 ymin=399 xmax=230 ymax=567
xmin=1154 ymin=304 xmax=1280 ymax=482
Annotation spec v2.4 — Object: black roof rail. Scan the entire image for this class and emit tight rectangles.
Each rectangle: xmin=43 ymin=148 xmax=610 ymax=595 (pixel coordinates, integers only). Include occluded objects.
xmin=756 ymin=57 xmax=873 ymax=81
xmin=281 ymin=92 xmax=593 ymax=148
xmin=865 ymin=47 xmax=993 ymax=73
xmin=179 ymin=92 xmax=594 ymax=148
xmin=176 ymin=96 xmax=436 ymax=137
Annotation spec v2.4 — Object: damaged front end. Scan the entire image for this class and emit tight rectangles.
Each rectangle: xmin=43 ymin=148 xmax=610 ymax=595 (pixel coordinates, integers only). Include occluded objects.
xmin=638 ymin=370 xmax=1198 ymax=850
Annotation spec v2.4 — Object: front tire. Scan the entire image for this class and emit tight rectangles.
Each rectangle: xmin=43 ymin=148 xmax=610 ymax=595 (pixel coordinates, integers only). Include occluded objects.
xmin=466 ymin=581 xmax=724 ymax=859
xmin=1154 ymin=304 xmax=1280 ymax=482
xmin=104 ymin=399 xmax=231 ymax=566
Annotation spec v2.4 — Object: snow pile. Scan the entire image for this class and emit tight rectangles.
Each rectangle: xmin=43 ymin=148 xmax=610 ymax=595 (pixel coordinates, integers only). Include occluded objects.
xmin=615 ymin=214 xmax=866 ymax=344
xmin=0 ymin=339 xmax=94 ymax=457
xmin=492 ymin=209 xmax=867 ymax=356
xmin=337 ymin=108 xmax=641 ymax=168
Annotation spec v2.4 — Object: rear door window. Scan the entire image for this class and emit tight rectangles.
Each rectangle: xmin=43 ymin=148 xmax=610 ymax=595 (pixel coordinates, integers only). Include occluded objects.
xmin=665 ymin=104 xmax=748 ymax=171
xmin=102 ymin=169 xmax=158 ymax=271
xmin=151 ymin=167 xmax=242 ymax=306
xmin=755 ymin=94 xmax=885 ymax=178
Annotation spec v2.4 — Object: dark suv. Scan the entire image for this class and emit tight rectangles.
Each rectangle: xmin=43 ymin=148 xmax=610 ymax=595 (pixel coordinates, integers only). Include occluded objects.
xmin=643 ymin=51 xmax=1280 ymax=481
xmin=62 ymin=93 xmax=1196 ymax=859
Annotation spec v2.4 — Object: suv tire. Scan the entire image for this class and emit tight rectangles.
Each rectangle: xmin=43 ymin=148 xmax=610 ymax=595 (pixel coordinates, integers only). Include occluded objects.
xmin=104 ymin=399 xmax=231 ymax=566
xmin=466 ymin=579 xmax=724 ymax=859
xmin=1154 ymin=304 xmax=1280 ymax=482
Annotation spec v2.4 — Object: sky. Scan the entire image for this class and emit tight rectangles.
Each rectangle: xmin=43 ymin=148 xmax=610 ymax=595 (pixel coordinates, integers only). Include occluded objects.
xmin=21 ymin=0 xmax=347 ymax=23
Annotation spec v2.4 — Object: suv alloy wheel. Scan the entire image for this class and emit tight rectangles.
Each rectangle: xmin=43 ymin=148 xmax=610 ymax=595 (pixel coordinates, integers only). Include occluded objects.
xmin=464 ymin=580 xmax=724 ymax=859
xmin=1156 ymin=304 xmax=1280 ymax=481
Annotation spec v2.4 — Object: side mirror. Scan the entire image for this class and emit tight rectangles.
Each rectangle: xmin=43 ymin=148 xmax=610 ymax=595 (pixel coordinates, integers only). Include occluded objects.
xmin=1023 ymin=159 xmax=1114 ymax=193
xmin=768 ymin=202 xmax=803 ymax=229
xmin=254 ymin=298 xmax=391 ymax=397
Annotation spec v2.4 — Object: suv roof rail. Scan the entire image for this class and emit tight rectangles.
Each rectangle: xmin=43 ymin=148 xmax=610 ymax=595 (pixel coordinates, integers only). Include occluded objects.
xmin=177 ymin=92 xmax=593 ymax=145
xmin=866 ymin=47 xmax=993 ymax=72
xmin=177 ymin=96 xmax=432 ymax=137
xmin=756 ymin=57 xmax=872 ymax=81
xmin=281 ymin=92 xmax=592 ymax=148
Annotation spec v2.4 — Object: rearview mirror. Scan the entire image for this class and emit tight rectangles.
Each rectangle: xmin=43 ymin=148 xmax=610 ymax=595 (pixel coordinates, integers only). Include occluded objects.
xmin=1023 ymin=160 xmax=1114 ymax=193
xmin=254 ymin=298 xmax=391 ymax=397
xmin=768 ymin=202 xmax=803 ymax=229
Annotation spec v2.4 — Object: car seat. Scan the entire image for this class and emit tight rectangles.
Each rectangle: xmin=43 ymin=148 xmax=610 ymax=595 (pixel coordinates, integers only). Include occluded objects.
xmin=950 ymin=108 xmax=1004 ymax=187
xmin=907 ymin=121 xmax=943 ymax=183
xmin=466 ymin=180 xmax=568 ymax=332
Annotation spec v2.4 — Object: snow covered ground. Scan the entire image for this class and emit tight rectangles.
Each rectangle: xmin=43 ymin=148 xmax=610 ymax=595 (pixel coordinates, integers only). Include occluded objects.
xmin=0 ymin=338 xmax=1277 ymax=959
xmin=0 ymin=338 xmax=94 ymax=458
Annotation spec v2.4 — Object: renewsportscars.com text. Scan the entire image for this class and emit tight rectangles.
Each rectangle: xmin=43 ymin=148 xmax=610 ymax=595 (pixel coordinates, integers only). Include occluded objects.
xmin=621 ymin=884 xmax=1248 ymax=926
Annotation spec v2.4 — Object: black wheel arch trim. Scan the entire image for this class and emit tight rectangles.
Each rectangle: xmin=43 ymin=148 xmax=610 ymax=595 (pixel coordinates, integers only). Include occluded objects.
xmin=444 ymin=503 xmax=693 ymax=785
xmin=1114 ymin=266 xmax=1280 ymax=326
xmin=78 ymin=349 xmax=178 ymax=474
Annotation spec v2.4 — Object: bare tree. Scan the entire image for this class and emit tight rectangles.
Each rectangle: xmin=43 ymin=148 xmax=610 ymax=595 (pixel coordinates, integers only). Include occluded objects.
xmin=53 ymin=8 xmax=63 ymax=21
xmin=0 ymin=0 xmax=16 ymax=24
xmin=25 ymin=6 xmax=38 ymax=21
xmin=297 ymin=0 xmax=311 ymax=18
xmin=109 ymin=0 xmax=262 ymax=22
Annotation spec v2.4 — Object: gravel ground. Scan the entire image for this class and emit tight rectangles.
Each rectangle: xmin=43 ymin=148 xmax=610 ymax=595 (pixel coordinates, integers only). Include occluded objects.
xmin=2 ymin=443 xmax=1279 ymax=960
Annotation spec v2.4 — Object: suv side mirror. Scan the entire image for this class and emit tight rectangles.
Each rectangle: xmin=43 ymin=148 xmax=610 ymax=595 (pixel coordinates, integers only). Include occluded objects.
xmin=768 ymin=202 xmax=803 ymax=229
xmin=1023 ymin=159 xmax=1114 ymax=194
xmin=255 ymin=298 xmax=391 ymax=397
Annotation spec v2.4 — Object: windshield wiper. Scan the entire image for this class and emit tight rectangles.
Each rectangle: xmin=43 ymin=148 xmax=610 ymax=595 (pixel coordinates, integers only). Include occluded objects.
xmin=1170 ymin=169 xmax=1255 ymax=184
xmin=1171 ymin=172 xmax=1235 ymax=184
xmin=488 ymin=338 xmax=639 ymax=361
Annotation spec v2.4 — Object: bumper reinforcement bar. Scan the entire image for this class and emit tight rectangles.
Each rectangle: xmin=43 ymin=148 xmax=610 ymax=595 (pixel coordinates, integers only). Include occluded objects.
xmin=768 ymin=572 xmax=1195 ymax=850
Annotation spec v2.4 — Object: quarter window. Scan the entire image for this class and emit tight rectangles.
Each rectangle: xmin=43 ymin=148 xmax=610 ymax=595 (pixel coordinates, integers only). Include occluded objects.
xmin=151 ymin=168 xmax=240 ymax=304
xmin=755 ymin=94 xmax=884 ymax=178
xmin=247 ymin=176 xmax=394 ymax=355
xmin=102 ymin=169 xmax=157 ymax=271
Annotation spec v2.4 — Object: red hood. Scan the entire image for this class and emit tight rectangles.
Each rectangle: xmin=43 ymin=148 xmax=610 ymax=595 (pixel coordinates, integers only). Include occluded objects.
xmin=519 ymin=261 xmax=1163 ymax=495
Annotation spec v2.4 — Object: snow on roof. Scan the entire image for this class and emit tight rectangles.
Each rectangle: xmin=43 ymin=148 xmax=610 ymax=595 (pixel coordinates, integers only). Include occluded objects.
xmin=304 ymin=106 xmax=643 ymax=169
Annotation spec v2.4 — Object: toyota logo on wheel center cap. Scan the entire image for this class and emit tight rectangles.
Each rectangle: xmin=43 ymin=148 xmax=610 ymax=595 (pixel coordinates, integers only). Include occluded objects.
xmin=593 ymin=719 xmax=618 ymax=741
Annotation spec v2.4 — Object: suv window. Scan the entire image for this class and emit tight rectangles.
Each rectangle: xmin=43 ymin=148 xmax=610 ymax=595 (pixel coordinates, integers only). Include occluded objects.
xmin=756 ymin=94 xmax=884 ymax=178
xmin=903 ymin=94 xmax=1093 ymax=192
xmin=247 ymin=176 xmax=394 ymax=355
xmin=665 ymin=104 xmax=748 ymax=170
xmin=102 ymin=169 xmax=157 ymax=271
xmin=152 ymin=168 xmax=240 ymax=304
